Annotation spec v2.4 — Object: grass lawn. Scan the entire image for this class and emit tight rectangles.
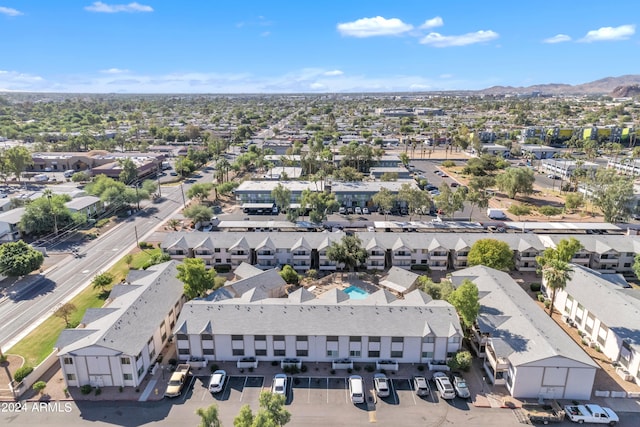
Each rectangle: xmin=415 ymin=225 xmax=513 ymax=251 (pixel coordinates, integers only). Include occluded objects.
xmin=8 ymin=248 xmax=163 ymax=367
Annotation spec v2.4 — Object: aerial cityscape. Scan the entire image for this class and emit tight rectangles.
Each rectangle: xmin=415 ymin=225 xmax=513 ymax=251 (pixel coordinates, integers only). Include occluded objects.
xmin=1 ymin=2 xmax=640 ymax=427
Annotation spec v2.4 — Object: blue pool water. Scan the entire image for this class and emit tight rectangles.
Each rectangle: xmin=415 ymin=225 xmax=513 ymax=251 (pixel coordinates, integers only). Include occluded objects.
xmin=343 ymin=285 xmax=369 ymax=300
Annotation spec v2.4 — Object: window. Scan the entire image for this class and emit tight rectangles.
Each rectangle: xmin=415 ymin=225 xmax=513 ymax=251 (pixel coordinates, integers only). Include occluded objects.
xmin=296 ymin=335 xmax=308 ymax=341
xmin=274 ymin=349 xmax=286 ymax=357
xmin=390 ymin=351 xmax=403 ymax=358
xmin=203 ymin=348 xmax=214 ymax=355
xmin=232 ymin=349 xmax=245 ymax=356
xmin=296 ymin=349 xmax=308 ymax=357
xmin=161 ymin=331 xmax=167 ymax=341
xmin=120 ymin=357 xmax=131 ymax=365
xmin=256 ymin=349 xmax=267 ymax=356
xmin=369 ymin=336 xmax=380 ymax=343
xmin=327 ymin=336 xmax=338 ymax=342
xmin=273 ymin=335 xmax=285 ymax=341
xmin=178 ymin=349 xmax=190 ymax=355
xmin=326 ymin=350 xmax=338 ymax=357
xmin=66 ymin=373 xmax=76 ymax=381
xmin=391 ymin=337 xmax=403 ymax=343
xmin=232 ymin=335 xmax=243 ymax=341
xmin=255 ymin=335 xmax=266 ymax=341
xmin=423 ymin=336 xmax=435 ymax=343
xmin=450 ymin=336 xmax=461 ymax=343
xmin=349 ymin=336 xmax=361 ymax=342
xmin=123 ymin=374 xmax=133 ymax=381
xmin=176 ymin=334 xmax=188 ymax=341
xmin=201 ymin=333 xmax=213 ymax=340
xmin=215 ymin=248 xmax=221 ymax=253
xmin=138 ymin=366 xmax=144 ymax=377
xmin=422 ymin=351 xmax=434 ymax=358
xmin=63 ymin=357 xmax=73 ymax=365
xmin=349 ymin=350 xmax=361 ymax=357
xmin=368 ymin=350 xmax=380 ymax=358
xmin=149 ymin=349 xmax=156 ymax=360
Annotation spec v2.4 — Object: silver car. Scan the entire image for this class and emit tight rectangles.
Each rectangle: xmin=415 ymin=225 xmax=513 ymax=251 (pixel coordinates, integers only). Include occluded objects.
xmin=374 ymin=373 xmax=390 ymax=398
xmin=452 ymin=375 xmax=470 ymax=399
xmin=433 ymin=372 xmax=456 ymax=400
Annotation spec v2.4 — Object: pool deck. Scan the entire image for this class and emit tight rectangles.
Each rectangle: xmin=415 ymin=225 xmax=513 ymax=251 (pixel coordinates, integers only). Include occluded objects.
xmin=306 ymin=273 xmax=384 ymax=298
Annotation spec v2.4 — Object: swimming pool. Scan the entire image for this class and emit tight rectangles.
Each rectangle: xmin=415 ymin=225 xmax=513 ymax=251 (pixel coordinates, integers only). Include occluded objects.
xmin=343 ymin=285 xmax=369 ymax=300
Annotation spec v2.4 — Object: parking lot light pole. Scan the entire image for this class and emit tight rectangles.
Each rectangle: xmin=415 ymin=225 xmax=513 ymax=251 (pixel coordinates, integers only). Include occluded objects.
xmin=46 ymin=191 xmax=58 ymax=235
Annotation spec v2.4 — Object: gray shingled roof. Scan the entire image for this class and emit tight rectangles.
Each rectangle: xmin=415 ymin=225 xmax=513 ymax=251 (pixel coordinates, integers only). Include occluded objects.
xmin=380 ymin=267 xmax=419 ymax=293
xmin=565 ymin=265 xmax=640 ymax=352
xmin=56 ymin=261 xmax=184 ymax=356
xmin=226 ymin=268 xmax=285 ymax=298
xmin=175 ymin=289 xmax=462 ymax=338
xmin=450 ymin=266 xmax=597 ymax=368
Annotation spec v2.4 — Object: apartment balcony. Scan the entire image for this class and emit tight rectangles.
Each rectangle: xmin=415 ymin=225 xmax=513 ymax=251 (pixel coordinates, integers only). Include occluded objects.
xmin=230 ymin=253 xmax=250 ymax=260
xmin=292 ymin=253 xmax=310 ymax=260
xmin=369 ymin=254 xmax=385 ymax=261
xmin=256 ymin=253 xmax=275 ymax=260
xmin=485 ymin=346 xmax=509 ymax=371
xmin=594 ymin=257 xmax=618 ymax=265
xmin=429 ymin=253 xmax=448 ymax=261
xmin=194 ymin=251 xmax=212 ymax=257
xmin=319 ymin=264 xmax=337 ymax=271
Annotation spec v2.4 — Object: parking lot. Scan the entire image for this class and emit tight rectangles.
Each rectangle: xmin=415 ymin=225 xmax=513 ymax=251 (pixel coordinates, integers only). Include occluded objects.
xmin=184 ymin=373 xmax=478 ymax=426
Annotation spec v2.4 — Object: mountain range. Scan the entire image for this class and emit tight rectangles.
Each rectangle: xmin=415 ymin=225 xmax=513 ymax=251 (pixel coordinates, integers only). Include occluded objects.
xmin=479 ymin=74 xmax=640 ymax=96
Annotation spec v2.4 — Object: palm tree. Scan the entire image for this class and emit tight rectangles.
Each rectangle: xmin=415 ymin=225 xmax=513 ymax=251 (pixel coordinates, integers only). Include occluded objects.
xmin=541 ymin=259 xmax=573 ymax=318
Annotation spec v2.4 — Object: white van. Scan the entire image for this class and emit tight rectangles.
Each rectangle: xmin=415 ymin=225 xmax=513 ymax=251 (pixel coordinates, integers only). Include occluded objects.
xmin=34 ymin=174 xmax=49 ymax=182
xmin=348 ymin=375 xmax=365 ymax=404
xmin=487 ymin=208 xmax=507 ymax=220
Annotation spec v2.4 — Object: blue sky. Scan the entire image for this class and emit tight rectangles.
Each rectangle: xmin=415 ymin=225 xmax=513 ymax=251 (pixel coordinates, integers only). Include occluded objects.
xmin=0 ymin=1 xmax=638 ymax=93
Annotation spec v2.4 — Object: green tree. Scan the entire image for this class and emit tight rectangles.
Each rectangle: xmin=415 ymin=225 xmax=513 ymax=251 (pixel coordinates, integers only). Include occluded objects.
xmin=54 ymin=303 xmax=77 ymax=327
xmin=447 ymin=279 xmax=480 ymax=328
xmin=92 ymin=272 xmax=114 ymax=291
xmin=196 ymin=403 xmax=222 ymax=427
xmin=398 ymin=183 xmax=430 ymax=219
xmin=271 ymin=184 xmax=291 ymax=214
xmin=4 ymin=146 xmax=33 ymax=182
xmin=279 ymin=265 xmax=299 ymax=285
xmin=536 ymin=237 xmax=582 ymax=270
xmin=20 ymin=192 xmax=84 ymax=236
xmin=33 ymin=381 xmax=47 ymax=395
xmin=380 ymin=172 xmax=398 ymax=181
xmin=495 ymin=167 xmax=535 ymax=199
xmin=175 ymin=156 xmax=196 ymax=176
xmin=537 ymin=205 xmax=563 ymax=218
xmin=434 ymin=184 xmax=464 ymax=218
xmin=399 ymin=152 xmax=410 ymax=167
xmin=300 ymin=190 xmax=339 ymax=224
xmin=467 ymin=238 xmax=513 ymax=271
xmin=371 ymin=187 xmax=394 ymax=218
xmin=507 ymin=203 xmax=531 ymax=221
xmin=564 ymin=193 xmax=584 ymax=212
xmin=326 ymin=235 xmax=368 ymax=273
xmin=216 ymin=181 xmax=238 ymax=198
xmin=332 ymin=166 xmax=363 ymax=181
xmin=417 ymin=276 xmax=453 ymax=300
xmin=118 ymin=157 xmax=138 ymax=184
xmin=589 ymin=169 xmax=633 ymax=222
xmin=234 ymin=392 xmax=290 ymax=427
xmin=633 ymin=253 xmax=640 ymax=280
xmin=184 ymin=204 xmax=214 ymax=226
xmin=541 ymin=259 xmax=573 ymax=317
xmin=0 ymin=240 xmax=44 ymax=276
xmin=176 ymin=258 xmax=217 ymax=300
xmin=187 ymin=183 xmax=214 ymax=202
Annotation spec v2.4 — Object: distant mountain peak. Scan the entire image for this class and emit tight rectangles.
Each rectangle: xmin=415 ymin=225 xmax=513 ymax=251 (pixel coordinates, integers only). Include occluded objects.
xmin=479 ymin=75 xmax=640 ymax=96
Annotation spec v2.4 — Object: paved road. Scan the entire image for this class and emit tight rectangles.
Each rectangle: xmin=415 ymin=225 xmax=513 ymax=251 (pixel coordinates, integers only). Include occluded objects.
xmin=0 ymin=171 xmax=214 ymax=351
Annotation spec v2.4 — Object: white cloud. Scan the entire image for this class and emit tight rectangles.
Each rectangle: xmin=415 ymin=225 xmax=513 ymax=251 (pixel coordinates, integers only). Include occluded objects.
xmin=0 ymin=6 xmax=23 ymax=16
xmin=580 ymin=24 xmax=635 ymax=42
xmin=260 ymin=31 xmax=270 ymax=37
xmin=337 ymin=16 xmax=413 ymax=38
xmin=84 ymin=2 xmax=153 ymax=13
xmin=420 ymin=30 xmax=499 ymax=47
xmin=420 ymin=16 xmax=443 ymax=29
xmin=543 ymin=34 xmax=572 ymax=44
xmin=323 ymin=70 xmax=344 ymax=76
xmin=100 ymin=68 xmax=129 ymax=74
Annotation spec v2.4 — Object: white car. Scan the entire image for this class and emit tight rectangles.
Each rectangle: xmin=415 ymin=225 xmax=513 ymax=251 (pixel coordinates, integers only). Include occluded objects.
xmin=362 ymin=207 xmax=370 ymax=214
xmin=433 ymin=372 xmax=456 ymax=400
xmin=272 ymin=374 xmax=287 ymax=395
xmin=354 ymin=207 xmax=362 ymax=215
xmin=373 ymin=373 xmax=390 ymax=398
xmin=208 ymin=370 xmax=227 ymax=393
xmin=414 ymin=376 xmax=430 ymax=396
xmin=451 ymin=375 xmax=470 ymax=399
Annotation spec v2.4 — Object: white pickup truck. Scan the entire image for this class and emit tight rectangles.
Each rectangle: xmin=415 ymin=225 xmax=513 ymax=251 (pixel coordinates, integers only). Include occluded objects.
xmin=564 ymin=404 xmax=619 ymax=425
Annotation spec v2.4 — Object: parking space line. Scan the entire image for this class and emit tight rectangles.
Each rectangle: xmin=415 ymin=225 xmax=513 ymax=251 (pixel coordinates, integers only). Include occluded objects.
xmin=390 ymin=380 xmax=397 ymax=405
xmin=182 ymin=376 xmax=197 ymax=404
xmin=239 ymin=376 xmax=248 ymax=402
xmin=409 ymin=380 xmax=417 ymax=405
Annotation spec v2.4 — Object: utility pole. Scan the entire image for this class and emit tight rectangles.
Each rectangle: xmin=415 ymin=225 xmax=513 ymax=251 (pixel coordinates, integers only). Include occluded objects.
xmin=134 ymin=226 xmax=139 ymax=248
xmin=180 ymin=184 xmax=187 ymax=208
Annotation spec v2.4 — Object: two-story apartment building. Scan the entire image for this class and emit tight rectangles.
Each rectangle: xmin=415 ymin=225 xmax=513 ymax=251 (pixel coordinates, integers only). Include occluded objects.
xmin=174 ymin=287 xmax=463 ymax=365
xmin=451 ymin=266 xmax=598 ymax=400
xmin=549 ymin=265 xmax=640 ymax=385
xmin=56 ymin=261 xmax=186 ymax=389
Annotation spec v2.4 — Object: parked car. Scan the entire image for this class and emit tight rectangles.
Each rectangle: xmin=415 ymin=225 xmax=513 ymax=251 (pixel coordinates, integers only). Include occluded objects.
xmin=450 ymin=182 xmax=459 ymax=187
xmin=347 ymin=207 xmax=354 ymax=215
xmin=374 ymin=373 xmax=390 ymax=398
xmin=433 ymin=372 xmax=456 ymax=400
xmin=414 ymin=376 xmax=430 ymax=396
xmin=348 ymin=375 xmax=365 ymax=404
xmin=272 ymin=374 xmax=287 ymax=395
xmin=208 ymin=370 xmax=227 ymax=393
xmin=338 ymin=206 xmax=346 ymax=215
xmin=362 ymin=207 xmax=370 ymax=214
xmin=451 ymin=375 xmax=470 ymax=399
xmin=354 ymin=206 xmax=362 ymax=215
